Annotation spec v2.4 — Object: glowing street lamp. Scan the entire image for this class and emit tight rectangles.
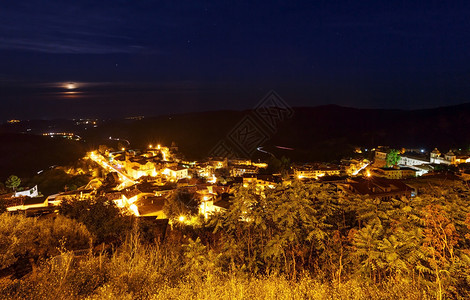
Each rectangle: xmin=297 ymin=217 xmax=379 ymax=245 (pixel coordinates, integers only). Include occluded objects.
xmin=208 ymin=174 xmax=217 ymax=184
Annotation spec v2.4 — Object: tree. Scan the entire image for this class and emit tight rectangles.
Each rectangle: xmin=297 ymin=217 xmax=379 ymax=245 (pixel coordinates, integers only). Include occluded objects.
xmin=164 ymin=189 xmax=200 ymax=222
xmin=210 ymin=182 xmax=340 ymax=277
xmin=214 ymin=167 xmax=230 ymax=182
xmin=59 ymin=196 xmax=132 ymax=244
xmin=155 ymin=151 xmax=163 ymax=161
xmin=386 ymin=149 xmax=400 ymax=167
xmin=5 ymin=175 xmax=21 ymax=192
xmin=0 ymin=213 xmax=91 ymax=269
xmin=265 ymin=156 xmax=291 ymax=177
xmin=0 ymin=183 xmax=6 ymax=195
xmin=420 ymin=205 xmax=460 ymax=300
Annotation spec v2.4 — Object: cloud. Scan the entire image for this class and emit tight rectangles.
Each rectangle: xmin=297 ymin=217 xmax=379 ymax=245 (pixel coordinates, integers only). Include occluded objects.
xmin=0 ymin=1 xmax=152 ymax=54
xmin=0 ymin=80 xmax=218 ymax=101
xmin=0 ymin=37 xmax=146 ymax=54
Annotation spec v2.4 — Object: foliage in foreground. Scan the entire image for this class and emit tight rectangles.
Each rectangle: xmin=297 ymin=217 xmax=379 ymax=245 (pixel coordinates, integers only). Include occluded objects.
xmin=1 ymin=180 xmax=470 ymax=299
xmin=0 ymin=213 xmax=91 ymax=269
xmin=215 ymin=181 xmax=470 ymax=298
xmin=0 ymin=233 xmax=429 ymax=300
xmin=59 ymin=196 xmax=132 ymax=244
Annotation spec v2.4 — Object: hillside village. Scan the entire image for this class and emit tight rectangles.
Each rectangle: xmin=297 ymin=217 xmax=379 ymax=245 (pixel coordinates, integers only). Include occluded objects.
xmin=2 ymin=143 xmax=470 ymax=221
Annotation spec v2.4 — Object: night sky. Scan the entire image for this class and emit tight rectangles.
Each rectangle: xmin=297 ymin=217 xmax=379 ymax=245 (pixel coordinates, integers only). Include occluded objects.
xmin=1 ymin=1 xmax=470 ymax=120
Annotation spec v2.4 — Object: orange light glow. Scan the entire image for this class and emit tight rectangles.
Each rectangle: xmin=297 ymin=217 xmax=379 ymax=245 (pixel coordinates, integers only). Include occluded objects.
xmin=129 ymin=204 xmax=140 ymax=216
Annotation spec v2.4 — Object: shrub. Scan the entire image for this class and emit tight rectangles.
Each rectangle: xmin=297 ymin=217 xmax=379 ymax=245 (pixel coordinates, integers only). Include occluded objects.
xmin=0 ymin=213 xmax=91 ymax=269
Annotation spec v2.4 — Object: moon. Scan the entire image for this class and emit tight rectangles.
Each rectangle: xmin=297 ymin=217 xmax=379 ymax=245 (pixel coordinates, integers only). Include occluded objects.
xmin=66 ymin=82 xmax=76 ymax=90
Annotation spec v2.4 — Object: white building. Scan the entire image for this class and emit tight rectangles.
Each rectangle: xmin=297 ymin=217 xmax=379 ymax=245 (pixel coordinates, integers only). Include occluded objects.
xmin=163 ymin=166 xmax=189 ymax=180
xmin=430 ymin=148 xmax=455 ymax=165
xmin=13 ymin=185 xmax=39 ymax=198
xmin=399 ymin=156 xmax=428 ymax=167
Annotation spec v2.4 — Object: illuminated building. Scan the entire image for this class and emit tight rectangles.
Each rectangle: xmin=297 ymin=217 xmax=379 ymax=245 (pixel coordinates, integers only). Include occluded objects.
xmin=13 ymin=185 xmax=39 ymax=198
xmin=125 ymin=158 xmax=157 ymax=179
xmin=6 ymin=197 xmax=50 ymax=213
xmin=371 ymin=167 xmax=416 ymax=179
xmin=430 ymin=148 xmax=457 ymax=165
xmin=242 ymin=174 xmax=281 ymax=189
xmin=133 ymin=195 xmax=166 ymax=218
xmin=294 ymin=165 xmax=341 ymax=180
xmin=342 ymin=159 xmax=370 ymax=176
xmin=399 ymin=155 xmax=429 ymax=166
xmin=208 ymin=158 xmax=228 ymax=169
xmin=163 ymin=166 xmax=189 ymax=180
xmin=230 ymin=164 xmax=258 ymax=177
xmin=373 ymin=147 xmax=388 ymax=168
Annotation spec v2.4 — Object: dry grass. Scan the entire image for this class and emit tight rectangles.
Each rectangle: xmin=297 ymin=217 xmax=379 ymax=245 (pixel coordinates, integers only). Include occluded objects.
xmin=0 ymin=236 xmax=430 ymax=300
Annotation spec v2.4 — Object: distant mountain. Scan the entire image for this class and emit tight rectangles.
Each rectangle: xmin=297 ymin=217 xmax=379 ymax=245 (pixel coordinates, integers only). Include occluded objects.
xmin=81 ymin=103 xmax=470 ymax=162
xmin=0 ymin=134 xmax=86 ymax=181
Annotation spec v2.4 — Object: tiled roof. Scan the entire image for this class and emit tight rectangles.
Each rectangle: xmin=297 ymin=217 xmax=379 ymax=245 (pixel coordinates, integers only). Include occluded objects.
xmin=345 ymin=176 xmax=412 ymax=196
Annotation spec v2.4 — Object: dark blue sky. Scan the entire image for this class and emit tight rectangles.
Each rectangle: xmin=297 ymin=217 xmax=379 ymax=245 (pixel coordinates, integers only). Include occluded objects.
xmin=1 ymin=0 xmax=470 ymax=120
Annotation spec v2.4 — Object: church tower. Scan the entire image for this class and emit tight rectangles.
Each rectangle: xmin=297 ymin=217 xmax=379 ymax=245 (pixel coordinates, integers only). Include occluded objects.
xmin=430 ymin=148 xmax=440 ymax=163
xmin=445 ymin=150 xmax=456 ymax=164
